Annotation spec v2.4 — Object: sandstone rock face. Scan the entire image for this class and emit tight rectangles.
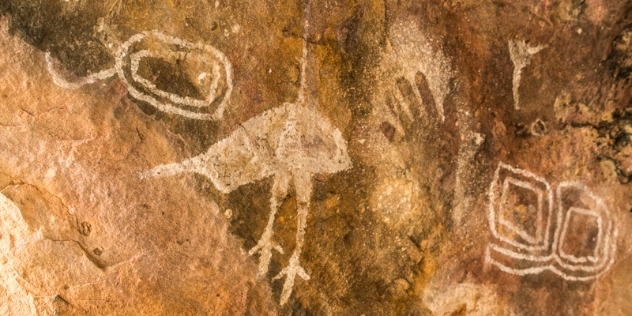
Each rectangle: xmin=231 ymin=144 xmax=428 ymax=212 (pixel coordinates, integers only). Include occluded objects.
xmin=1 ymin=1 xmax=632 ymax=315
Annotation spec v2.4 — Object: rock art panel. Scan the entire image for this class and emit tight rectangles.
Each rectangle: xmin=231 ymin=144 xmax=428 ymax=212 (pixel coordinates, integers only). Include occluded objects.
xmin=2 ymin=0 xmax=632 ymax=314
xmin=0 ymin=17 xmax=277 ymax=314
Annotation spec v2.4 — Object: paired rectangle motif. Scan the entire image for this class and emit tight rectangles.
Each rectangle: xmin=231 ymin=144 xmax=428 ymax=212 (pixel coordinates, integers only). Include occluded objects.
xmin=485 ymin=162 xmax=617 ymax=281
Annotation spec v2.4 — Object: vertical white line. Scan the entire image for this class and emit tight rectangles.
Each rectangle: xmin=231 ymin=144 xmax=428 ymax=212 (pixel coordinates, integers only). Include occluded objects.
xmin=296 ymin=4 xmax=310 ymax=107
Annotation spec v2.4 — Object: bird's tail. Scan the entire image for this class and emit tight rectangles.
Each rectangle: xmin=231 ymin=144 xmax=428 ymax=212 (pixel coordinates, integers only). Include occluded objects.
xmin=139 ymin=157 xmax=199 ymax=180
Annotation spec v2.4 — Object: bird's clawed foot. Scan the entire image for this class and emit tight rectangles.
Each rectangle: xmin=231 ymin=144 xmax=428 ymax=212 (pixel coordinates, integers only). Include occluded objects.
xmin=273 ymin=251 xmax=310 ymax=305
xmin=249 ymin=231 xmax=283 ymax=279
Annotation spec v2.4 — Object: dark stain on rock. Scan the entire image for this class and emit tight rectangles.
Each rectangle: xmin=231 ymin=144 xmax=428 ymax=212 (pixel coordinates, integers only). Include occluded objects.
xmin=2 ymin=1 xmax=112 ymax=75
xmin=415 ymin=71 xmax=437 ymax=117
xmin=136 ymin=57 xmax=205 ymax=101
xmin=380 ymin=121 xmax=396 ymax=142
xmin=608 ymin=25 xmax=632 ymax=78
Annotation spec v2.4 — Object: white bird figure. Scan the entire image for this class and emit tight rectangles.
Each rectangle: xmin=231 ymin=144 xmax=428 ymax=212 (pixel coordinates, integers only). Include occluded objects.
xmin=142 ymin=33 xmax=352 ymax=304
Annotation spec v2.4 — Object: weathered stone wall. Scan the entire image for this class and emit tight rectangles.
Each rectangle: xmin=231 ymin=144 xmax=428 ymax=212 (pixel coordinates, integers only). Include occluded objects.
xmin=1 ymin=1 xmax=631 ymax=315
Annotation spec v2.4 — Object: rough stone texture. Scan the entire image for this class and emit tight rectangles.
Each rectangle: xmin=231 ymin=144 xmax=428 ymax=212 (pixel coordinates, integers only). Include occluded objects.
xmin=1 ymin=0 xmax=632 ymax=315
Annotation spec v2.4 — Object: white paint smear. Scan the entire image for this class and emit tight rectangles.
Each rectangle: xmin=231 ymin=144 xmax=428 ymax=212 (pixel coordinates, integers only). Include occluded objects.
xmin=508 ymin=39 xmax=545 ymax=110
xmin=388 ymin=18 xmax=453 ymax=121
xmin=424 ymin=283 xmax=505 ymax=316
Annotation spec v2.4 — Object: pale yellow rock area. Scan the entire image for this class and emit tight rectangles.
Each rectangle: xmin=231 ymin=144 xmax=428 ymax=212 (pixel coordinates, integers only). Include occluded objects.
xmin=0 ymin=19 xmax=277 ymax=315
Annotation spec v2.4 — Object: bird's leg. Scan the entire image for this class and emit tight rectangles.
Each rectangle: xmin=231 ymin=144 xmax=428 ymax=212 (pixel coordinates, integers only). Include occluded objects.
xmin=249 ymin=172 xmax=290 ymax=278
xmin=273 ymin=172 xmax=312 ymax=305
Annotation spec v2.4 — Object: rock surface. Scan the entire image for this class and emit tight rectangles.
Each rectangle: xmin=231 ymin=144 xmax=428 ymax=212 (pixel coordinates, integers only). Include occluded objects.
xmin=1 ymin=0 xmax=632 ymax=314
